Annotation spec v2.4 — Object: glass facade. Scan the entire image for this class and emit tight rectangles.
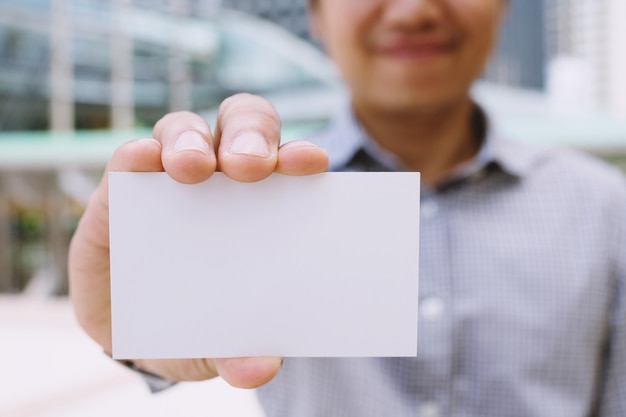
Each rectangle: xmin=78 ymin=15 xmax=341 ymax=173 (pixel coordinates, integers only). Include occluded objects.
xmin=0 ymin=0 xmax=333 ymax=131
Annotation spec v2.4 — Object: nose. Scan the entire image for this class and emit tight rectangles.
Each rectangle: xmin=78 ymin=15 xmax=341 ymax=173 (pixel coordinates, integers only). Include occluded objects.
xmin=383 ymin=0 xmax=444 ymax=30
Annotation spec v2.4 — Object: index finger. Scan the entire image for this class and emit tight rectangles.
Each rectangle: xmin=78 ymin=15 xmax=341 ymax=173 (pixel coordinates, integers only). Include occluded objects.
xmin=153 ymin=111 xmax=217 ymax=184
xmin=214 ymin=93 xmax=281 ymax=182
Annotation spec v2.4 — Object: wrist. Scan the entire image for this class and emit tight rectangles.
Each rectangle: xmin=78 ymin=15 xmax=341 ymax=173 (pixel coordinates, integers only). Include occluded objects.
xmin=105 ymin=351 xmax=177 ymax=393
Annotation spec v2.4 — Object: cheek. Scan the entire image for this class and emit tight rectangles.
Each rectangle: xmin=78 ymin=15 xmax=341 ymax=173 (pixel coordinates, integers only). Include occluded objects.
xmin=322 ymin=20 xmax=367 ymax=78
xmin=319 ymin=2 xmax=380 ymax=57
xmin=453 ymin=3 xmax=502 ymax=64
xmin=454 ymin=1 xmax=502 ymax=40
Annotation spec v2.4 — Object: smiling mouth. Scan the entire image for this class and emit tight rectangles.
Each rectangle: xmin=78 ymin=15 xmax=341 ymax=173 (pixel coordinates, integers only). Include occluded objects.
xmin=376 ymin=37 xmax=457 ymax=62
xmin=379 ymin=43 xmax=453 ymax=60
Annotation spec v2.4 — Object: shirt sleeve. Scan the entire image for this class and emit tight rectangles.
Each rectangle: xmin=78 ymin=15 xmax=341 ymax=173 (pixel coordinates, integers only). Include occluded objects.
xmin=107 ymin=352 xmax=178 ymax=393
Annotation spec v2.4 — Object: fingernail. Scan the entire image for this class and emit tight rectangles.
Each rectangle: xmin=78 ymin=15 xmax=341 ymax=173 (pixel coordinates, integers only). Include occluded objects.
xmin=172 ymin=130 xmax=210 ymax=154
xmin=228 ymin=132 xmax=272 ymax=158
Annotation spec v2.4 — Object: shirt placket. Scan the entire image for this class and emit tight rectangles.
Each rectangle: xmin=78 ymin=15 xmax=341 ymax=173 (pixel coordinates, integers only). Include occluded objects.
xmin=416 ymin=189 xmax=454 ymax=417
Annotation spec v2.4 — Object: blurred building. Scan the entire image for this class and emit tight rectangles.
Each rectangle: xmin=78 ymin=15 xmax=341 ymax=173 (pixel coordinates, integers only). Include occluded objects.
xmin=0 ymin=0 xmax=345 ymax=132
xmin=485 ymin=0 xmax=545 ymax=90
xmin=0 ymin=0 xmax=227 ymax=131
xmin=222 ymin=0 xmax=309 ymax=39
xmin=545 ymin=0 xmax=626 ymax=118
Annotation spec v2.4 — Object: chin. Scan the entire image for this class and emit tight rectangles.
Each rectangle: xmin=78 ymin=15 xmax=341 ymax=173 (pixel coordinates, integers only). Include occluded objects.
xmin=373 ymin=89 xmax=466 ymax=115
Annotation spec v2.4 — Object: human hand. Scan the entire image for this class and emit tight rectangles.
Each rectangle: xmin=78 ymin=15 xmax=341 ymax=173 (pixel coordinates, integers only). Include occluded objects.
xmin=68 ymin=94 xmax=328 ymax=388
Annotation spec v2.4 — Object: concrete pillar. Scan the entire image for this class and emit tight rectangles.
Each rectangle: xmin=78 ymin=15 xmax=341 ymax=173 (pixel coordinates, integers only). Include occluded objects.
xmin=50 ymin=0 xmax=75 ymax=132
xmin=169 ymin=0 xmax=193 ymax=112
xmin=110 ymin=0 xmax=135 ymax=130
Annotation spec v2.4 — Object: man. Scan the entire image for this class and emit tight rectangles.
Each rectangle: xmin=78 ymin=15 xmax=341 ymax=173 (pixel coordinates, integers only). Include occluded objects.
xmin=69 ymin=0 xmax=626 ymax=416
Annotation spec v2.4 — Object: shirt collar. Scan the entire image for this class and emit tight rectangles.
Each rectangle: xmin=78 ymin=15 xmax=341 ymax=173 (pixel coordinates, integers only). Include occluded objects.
xmin=320 ymin=99 xmax=542 ymax=183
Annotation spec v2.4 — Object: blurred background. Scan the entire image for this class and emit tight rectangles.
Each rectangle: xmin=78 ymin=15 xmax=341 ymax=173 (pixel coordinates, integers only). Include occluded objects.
xmin=1 ymin=0 xmax=626 ymax=415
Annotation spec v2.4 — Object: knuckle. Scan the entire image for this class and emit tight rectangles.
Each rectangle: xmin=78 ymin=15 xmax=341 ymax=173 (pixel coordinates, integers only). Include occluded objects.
xmin=153 ymin=111 xmax=181 ymax=131
xmin=218 ymin=94 xmax=281 ymax=136
xmin=110 ymin=140 xmax=134 ymax=163
xmin=153 ymin=111 xmax=208 ymax=138
xmin=219 ymin=92 xmax=259 ymax=112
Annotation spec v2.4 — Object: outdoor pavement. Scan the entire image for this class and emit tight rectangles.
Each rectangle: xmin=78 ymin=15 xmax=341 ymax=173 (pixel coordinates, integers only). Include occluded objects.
xmin=0 ymin=295 xmax=265 ymax=417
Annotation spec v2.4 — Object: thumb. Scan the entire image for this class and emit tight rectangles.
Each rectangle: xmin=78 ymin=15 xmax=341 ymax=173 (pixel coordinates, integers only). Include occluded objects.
xmin=215 ymin=357 xmax=284 ymax=388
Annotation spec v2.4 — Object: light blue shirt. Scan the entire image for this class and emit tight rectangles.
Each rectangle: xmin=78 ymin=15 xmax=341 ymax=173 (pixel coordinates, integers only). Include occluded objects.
xmin=256 ymin=104 xmax=626 ymax=417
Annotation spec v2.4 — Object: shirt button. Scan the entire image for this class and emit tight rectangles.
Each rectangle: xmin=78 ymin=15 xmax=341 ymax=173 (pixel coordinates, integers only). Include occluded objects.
xmin=421 ymin=200 xmax=439 ymax=219
xmin=419 ymin=402 xmax=441 ymax=417
xmin=420 ymin=297 xmax=445 ymax=320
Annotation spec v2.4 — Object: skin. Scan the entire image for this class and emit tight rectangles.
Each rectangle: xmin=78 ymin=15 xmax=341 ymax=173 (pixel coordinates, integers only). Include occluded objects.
xmin=70 ymin=0 xmax=505 ymax=388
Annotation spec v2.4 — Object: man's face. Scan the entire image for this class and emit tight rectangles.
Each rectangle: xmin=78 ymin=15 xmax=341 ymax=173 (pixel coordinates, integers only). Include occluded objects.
xmin=310 ymin=0 xmax=505 ymax=113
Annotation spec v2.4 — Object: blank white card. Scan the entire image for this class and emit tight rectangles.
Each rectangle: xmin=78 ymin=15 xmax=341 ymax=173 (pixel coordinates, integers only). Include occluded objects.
xmin=109 ymin=172 xmax=420 ymax=359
